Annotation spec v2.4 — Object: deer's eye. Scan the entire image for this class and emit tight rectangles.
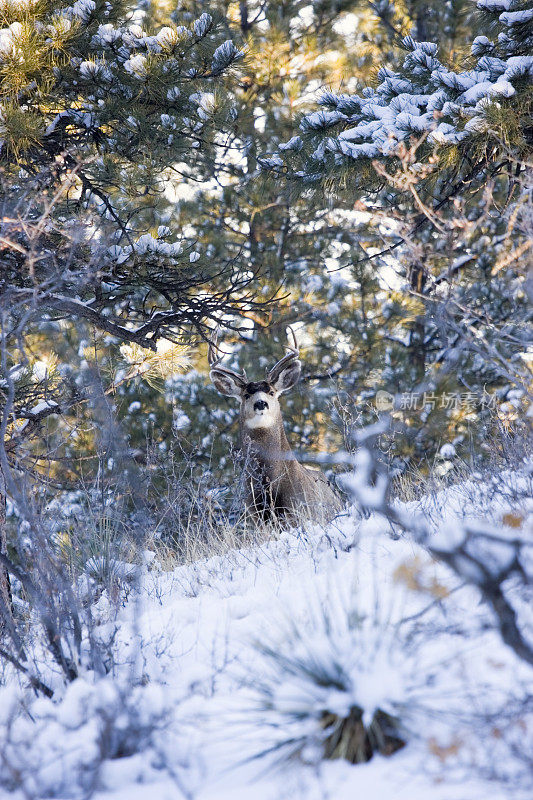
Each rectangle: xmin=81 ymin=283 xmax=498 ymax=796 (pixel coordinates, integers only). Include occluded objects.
xmin=268 ymin=391 xmax=274 ymax=396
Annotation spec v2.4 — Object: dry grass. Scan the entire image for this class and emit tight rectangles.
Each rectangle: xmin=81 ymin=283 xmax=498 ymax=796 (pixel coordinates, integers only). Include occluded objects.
xmin=143 ymin=440 xmax=342 ymax=570
xmin=393 ymin=459 xmax=473 ymax=503
xmin=393 ymin=416 xmax=532 ymax=503
xmin=148 ymin=505 xmax=286 ymax=569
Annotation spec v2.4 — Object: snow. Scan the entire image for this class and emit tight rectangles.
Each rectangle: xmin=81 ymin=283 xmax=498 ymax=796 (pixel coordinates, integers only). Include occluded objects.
xmin=70 ymin=0 xmax=95 ymax=21
xmin=477 ymin=0 xmax=512 ymax=10
xmin=193 ymin=13 xmax=213 ymax=38
xmin=0 ymin=472 xmax=531 ymax=799
xmin=211 ymin=41 xmax=245 ymax=73
xmin=504 ymin=56 xmax=533 ymax=78
xmin=106 ymin=244 xmax=131 ymax=263
xmin=259 ymin=155 xmax=283 ymax=168
xmin=172 ymin=409 xmax=190 ymax=429
xmin=301 ymin=109 xmax=346 ymax=131
xmin=79 ymin=60 xmax=100 ymax=79
xmin=24 ymin=399 xmax=60 ymax=416
xmin=439 ymin=443 xmax=456 ymax=459
xmin=304 ymin=274 xmax=323 ymax=292
xmin=430 ymin=520 xmax=467 ymax=552
xmin=95 ymin=24 xmax=120 ymax=45
xmin=461 ymin=78 xmax=515 ymax=102
xmin=134 ymin=233 xmax=158 ymax=254
xmin=500 ymin=9 xmax=533 ymax=25
xmin=0 ymin=22 xmax=23 ymax=61
xmin=274 ymin=11 xmax=531 ymax=173
xmin=156 ymin=26 xmax=177 ymax=47
xmin=123 ymin=54 xmax=148 ymax=78
xmin=279 ymin=135 xmax=303 ymax=151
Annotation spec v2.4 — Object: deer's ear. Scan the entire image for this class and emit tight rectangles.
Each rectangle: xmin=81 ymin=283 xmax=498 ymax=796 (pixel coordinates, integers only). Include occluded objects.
xmin=272 ymin=360 xmax=301 ymax=395
xmin=210 ymin=370 xmax=244 ymax=399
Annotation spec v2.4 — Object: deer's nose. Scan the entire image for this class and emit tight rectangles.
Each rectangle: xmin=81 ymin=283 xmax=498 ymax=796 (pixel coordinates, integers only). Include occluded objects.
xmin=254 ymin=399 xmax=268 ymax=411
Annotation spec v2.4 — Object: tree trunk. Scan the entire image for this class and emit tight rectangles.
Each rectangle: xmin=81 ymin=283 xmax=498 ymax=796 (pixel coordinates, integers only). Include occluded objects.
xmin=408 ymin=263 xmax=428 ymax=381
xmin=239 ymin=1 xmax=250 ymax=33
xmin=0 ymin=467 xmax=12 ymax=635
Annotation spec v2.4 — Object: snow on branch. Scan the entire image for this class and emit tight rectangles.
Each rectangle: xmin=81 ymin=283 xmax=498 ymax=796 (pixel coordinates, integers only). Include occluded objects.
xmin=271 ymin=2 xmax=533 ymax=174
xmin=338 ymin=419 xmax=533 ymax=667
xmin=210 ymin=40 xmax=245 ymax=75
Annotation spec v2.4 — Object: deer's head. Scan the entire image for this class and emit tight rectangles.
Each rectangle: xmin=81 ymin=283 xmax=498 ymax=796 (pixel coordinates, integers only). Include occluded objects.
xmin=209 ymin=329 xmax=301 ymax=430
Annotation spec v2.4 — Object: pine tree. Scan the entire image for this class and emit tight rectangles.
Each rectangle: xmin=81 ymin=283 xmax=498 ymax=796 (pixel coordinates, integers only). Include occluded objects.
xmin=269 ymin=0 xmax=532 ymax=468
xmin=0 ymin=1 xmax=253 ymax=434
xmin=142 ymin=0 xmax=413 ymax=481
xmin=0 ymin=0 xmax=256 ymax=590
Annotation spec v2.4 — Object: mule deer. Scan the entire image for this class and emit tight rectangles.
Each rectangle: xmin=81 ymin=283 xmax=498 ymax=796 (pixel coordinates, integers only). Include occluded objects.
xmin=209 ymin=329 xmax=343 ymax=524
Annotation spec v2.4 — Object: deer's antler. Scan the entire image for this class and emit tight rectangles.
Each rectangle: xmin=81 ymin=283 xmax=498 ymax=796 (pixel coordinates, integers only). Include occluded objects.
xmin=208 ymin=327 xmax=248 ymax=384
xmin=267 ymin=326 xmax=300 ymax=384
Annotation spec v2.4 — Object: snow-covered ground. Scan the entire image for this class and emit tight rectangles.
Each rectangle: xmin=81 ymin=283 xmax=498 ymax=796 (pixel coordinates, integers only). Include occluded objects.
xmin=1 ymin=473 xmax=532 ymax=799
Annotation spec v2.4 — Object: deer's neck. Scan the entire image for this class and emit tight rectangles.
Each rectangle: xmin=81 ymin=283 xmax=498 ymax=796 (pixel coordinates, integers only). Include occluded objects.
xmin=240 ymin=417 xmax=294 ymax=471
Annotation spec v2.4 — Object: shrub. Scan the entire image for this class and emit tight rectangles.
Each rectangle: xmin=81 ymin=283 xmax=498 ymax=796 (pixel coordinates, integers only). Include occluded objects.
xmin=240 ymin=586 xmax=410 ymax=766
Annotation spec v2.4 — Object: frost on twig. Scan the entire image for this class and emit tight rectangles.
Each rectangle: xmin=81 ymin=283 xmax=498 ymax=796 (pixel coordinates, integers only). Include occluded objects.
xmin=339 ymin=418 xmax=533 ymax=666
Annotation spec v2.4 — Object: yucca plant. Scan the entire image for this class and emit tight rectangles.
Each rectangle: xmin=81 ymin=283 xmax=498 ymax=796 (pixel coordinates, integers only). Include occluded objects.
xmin=241 ymin=586 xmax=411 ymax=767
xmin=321 ymin=706 xmax=405 ymax=763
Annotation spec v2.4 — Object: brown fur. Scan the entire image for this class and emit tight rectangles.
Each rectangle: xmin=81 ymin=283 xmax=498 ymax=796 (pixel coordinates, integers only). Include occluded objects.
xmin=239 ymin=398 xmax=343 ymax=524
xmin=209 ymin=332 xmax=343 ymax=524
